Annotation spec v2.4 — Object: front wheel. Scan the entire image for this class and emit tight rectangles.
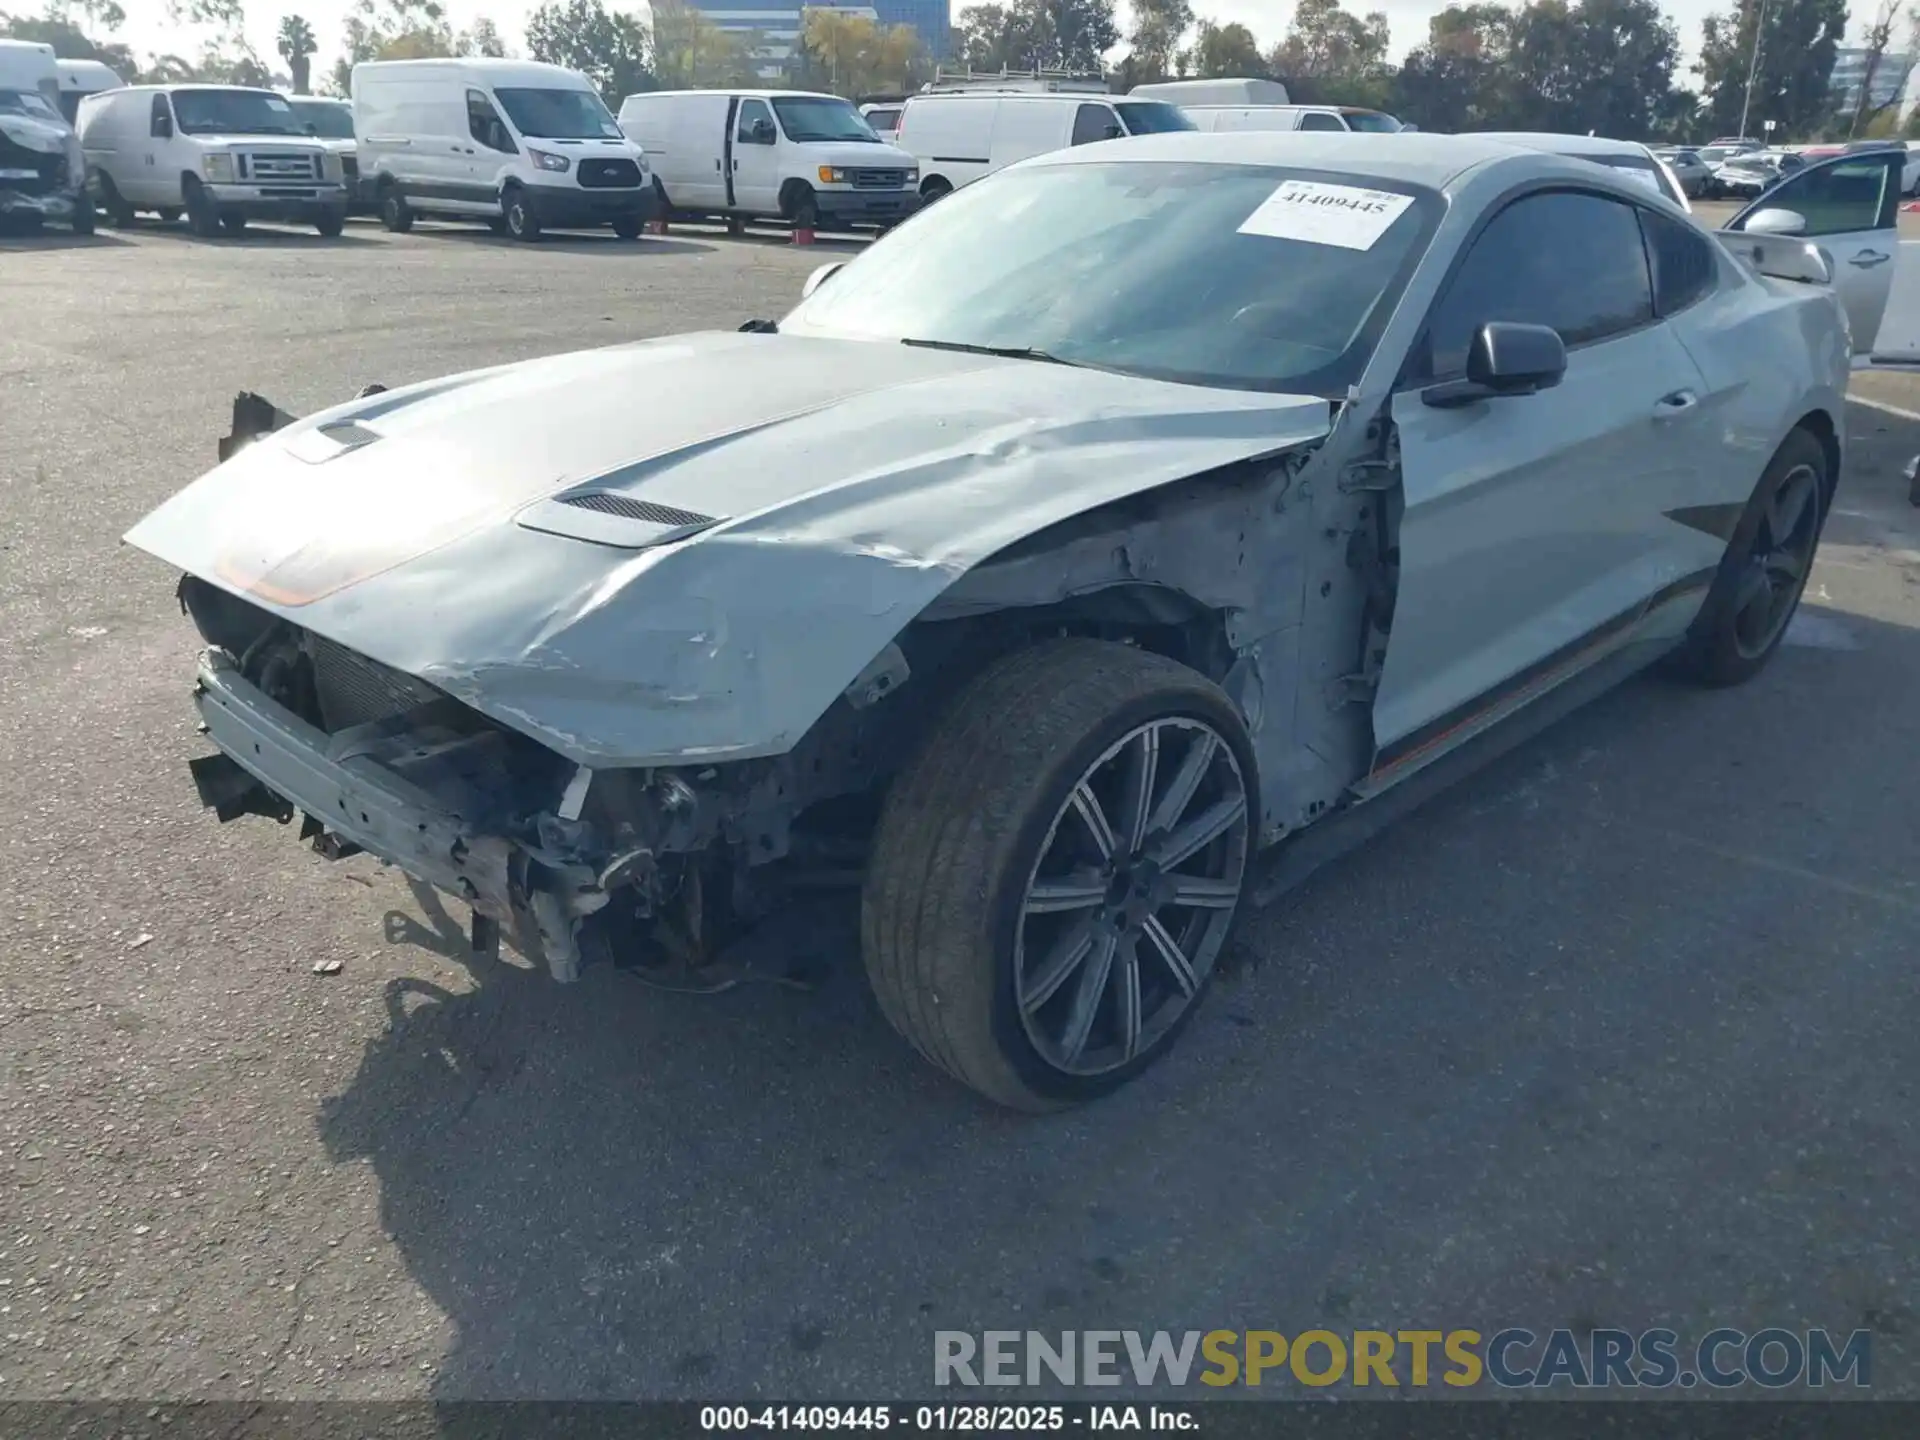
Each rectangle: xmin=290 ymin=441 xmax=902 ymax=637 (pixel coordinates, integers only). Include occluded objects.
xmin=1664 ymin=427 xmax=1828 ymax=687
xmin=610 ymin=213 xmax=643 ymax=240
xmin=220 ymin=211 xmax=248 ymax=235
xmin=183 ymin=178 xmax=221 ymax=238
xmin=502 ymin=188 xmax=540 ymax=241
xmin=786 ymin=186 xmax=819 ymax=230
xmin=862 ymin=639 xmax=1257 ymax=1111
xmin=69 ymin=198 xmax=94 ymax=235
xmin=314 ymin=206 xmax=346 ymax=237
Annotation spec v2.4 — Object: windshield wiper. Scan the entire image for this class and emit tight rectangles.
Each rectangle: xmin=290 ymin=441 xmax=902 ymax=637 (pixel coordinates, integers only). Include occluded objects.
xmin=900 ymin=337 xmax=1091 ymax=368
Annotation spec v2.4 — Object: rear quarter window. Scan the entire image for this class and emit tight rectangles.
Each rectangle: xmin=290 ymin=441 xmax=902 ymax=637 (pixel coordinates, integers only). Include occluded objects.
xmin=1638 ymin=208 xmax=1717 ymax=315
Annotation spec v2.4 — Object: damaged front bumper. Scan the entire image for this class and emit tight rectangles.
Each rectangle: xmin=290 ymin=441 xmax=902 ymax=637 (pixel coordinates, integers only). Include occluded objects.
xmin=191 ymin=647 xmax=610 ymax=980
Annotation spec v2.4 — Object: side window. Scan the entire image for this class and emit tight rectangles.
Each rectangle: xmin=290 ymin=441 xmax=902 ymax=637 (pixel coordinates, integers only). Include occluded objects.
xmin=1299 ymin=111 xmax=1345 ymax=132
xmin=736 ymin=98 xmax=773 ymax=144
xmin=468 ymin=89 xmax=512 ymax=152
xmin=1639 ymin=209 xmax=1717 ymax=316
xmin=1743 ymin=155 xmax=1896 ymax=236
xmin=1421 ymin=191 xmax=1654 ymax=379
xmin=1070 ymin=103 xmax=1118 ymax=146
xmin=149 ymin=93 xmax=172 ymax=137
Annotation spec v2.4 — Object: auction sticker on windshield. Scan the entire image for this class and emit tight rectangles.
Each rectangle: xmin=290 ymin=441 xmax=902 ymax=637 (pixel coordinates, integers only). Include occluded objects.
xmin=1238 ymin=180 xmax=1413 ymax=250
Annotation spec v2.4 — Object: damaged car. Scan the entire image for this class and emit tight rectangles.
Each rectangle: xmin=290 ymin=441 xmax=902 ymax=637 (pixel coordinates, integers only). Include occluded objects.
xmin=127 ymin=133 xmax=1853 ymax=1110
xmin=0 ymin=59 xmax=94 ymax=234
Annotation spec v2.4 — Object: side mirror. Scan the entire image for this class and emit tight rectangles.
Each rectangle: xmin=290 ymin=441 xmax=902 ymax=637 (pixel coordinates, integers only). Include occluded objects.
xmin=1102 ymin=123 xmax=1123 ymax=140
xmin=1398 ymin=122 xmax=1419 ymax=132
xmin=1738 ymin=206 xmax=1808 ymax=236
xmin=1422 ymin=321 xmax=1566 ymax=408
xmin=153 ymin=115 xmax=173 ymax=139
xmin=801 ymin=261 xmax=844 ymax=299
xmin=751 ymin=118 xmax=775 ymax=144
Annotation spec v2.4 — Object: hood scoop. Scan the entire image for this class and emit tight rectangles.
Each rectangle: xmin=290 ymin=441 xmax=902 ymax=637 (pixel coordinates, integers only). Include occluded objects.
xmin=519 ymin=490 xmax=722 ymax=551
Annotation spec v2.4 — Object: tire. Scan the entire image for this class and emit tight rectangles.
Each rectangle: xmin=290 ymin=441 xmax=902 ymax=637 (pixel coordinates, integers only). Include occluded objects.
xmin=610 ymin=213 xmax=643 ymax=240
xmin=862 ymin=639 xmax=1258 ymax=1111
xmin=313 ymin=206 xmax=346 ymax=237
xmin=1664 ymin=427 xmax=1829 ymax=687
xmin=183 ymin=177 xmax=221 ymax=238
xmin=502 ymin=187 xmax=540 ymax=241
xmin=157 ymin=206 xmax=180 ymax=223
xmin=220 ymin=211 xmax=248 ymax=235
xmin=786 ymin=185 xmax=818 ymax=230
xmin=725 ymin=215 xmax=746 ymax=236
xmin=920 ymin=176 xmax=952 ymax=203
xmin=69 ymin=198 xmax=94 ymax=236
xmin=95 ymin=173 xmax=135 ymax=228
xmin=379 ymin=185 xmax=413 ymax=233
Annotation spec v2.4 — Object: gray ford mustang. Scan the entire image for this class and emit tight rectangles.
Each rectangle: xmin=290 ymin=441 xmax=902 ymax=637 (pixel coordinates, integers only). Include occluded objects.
xmin=128 ymin=132 xmax=1871 ymax=1110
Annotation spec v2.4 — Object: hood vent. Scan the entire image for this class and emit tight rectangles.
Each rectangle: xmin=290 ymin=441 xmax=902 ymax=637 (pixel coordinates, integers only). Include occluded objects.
xmin=558 ymin=492 xmax=714 ymax=528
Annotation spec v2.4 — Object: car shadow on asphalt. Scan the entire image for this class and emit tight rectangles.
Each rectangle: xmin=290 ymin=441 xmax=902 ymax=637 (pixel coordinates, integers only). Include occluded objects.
xmin=317 ymin=588 xmax=1920 ymax=1404
xmin=420 ymin=226 xmax=720 ymax=257
xmin=105 ymin=223 xmax=385 ymax=247
xmin=0 ymin=225 xmax=132 ymax=249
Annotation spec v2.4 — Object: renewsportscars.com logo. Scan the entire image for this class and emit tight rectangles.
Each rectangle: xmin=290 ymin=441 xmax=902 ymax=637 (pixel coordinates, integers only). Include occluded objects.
xmin=934 ymin=1328 xmax=1872 ymax=1390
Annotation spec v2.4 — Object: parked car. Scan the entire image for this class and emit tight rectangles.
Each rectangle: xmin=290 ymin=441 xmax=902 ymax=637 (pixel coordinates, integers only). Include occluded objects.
xmin=1653 ymin=145 xmax=1712 ymax=197
xmin=78 ymin=84 xmax=346 ymax=235
xmin=1711 ymin=148 xmax=1808 ymax=199
xmin=1475 ymin=132 xmax=1690 ymax=209
xmin=283 ymin=95 xmax=368 ymax=211
xmin=620 ymin=88 xmax=918 ymax=231
xmin=1128 ymin=77 xmax=1291 ymax=105
xmin=0 ymin=40 xmax=93 ymax=233
xmin=858 ymin=100 xmax=903 ymax=137
xmin=895 ymin=91 xmax=1194 ymax=199
xmin=126 ymin=133 xmax=1884 ymax=1110
xmin=1181 ymin=104 xmax=1408 ymax=135
xmin=53 ymin=56 xmax=121 ymax=125
xmin=356 ymin=58 xmax=654 ymax=241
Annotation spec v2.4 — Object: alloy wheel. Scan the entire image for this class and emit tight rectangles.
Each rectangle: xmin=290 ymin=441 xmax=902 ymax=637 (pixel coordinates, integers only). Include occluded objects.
xmin=1731 ymin=461 xmax=1819 ymax=659
xmin=1013 ymin=717 xmax=1250 ymax=1077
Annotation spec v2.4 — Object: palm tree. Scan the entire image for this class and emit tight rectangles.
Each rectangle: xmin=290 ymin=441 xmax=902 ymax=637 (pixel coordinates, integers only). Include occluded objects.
xmin=278 ymin=14 xmax=318 ymax=93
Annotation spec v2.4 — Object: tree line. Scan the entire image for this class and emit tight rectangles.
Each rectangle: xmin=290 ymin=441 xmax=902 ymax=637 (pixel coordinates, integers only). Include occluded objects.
xmin=3 ymin=0 xmax=1913 ymax=141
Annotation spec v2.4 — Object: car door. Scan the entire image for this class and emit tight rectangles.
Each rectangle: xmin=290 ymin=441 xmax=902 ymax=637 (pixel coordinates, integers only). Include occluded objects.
xmin=1299 ymin=111 xmax=1346 ymax=132
xmin=456 ymin=87 xmax=514 ymax=212
xmin=1371 ymin=188 xmax=1714 ymax=766
xmin=730 ymin=96 xmax=778 ymax=213
xmin=129 ymin=91 xmax=172 ymax=204
xmin=1722 ymin=149 xmax=1901 ymax=356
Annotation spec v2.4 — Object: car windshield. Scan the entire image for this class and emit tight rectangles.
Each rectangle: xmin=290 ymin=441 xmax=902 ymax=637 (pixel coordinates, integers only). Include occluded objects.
xmin=772 ymin=95 xmax=877 ymax=142
xmin=492 ymin=86 xmax=620 ymax=139
xmin=783 ymin=160 xmax=1439 ymax=396
xmin=1342 ymin=110 xmax=1403 ymax=133
xmin=170 ymin=88 xmax=304 ymax=135
xmin=288 ymin=99 xmax=354 ymax=138
xmin=0 ymin=87 xmax=61 ymax=121
xmin=1114 ymin=100 xmax=1196 ymax=134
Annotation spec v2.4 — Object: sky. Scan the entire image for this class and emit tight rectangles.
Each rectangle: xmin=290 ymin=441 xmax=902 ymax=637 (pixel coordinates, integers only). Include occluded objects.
xmin=110 ymin=0 xmax=1873 ymax=85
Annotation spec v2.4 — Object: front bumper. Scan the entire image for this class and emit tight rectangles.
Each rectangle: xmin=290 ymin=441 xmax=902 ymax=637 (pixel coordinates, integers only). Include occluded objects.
xmin=0 ymin=185 xmax=83 ymax=220
xmin=814 ymin=187 xmax=920 ymax=226
xmin=205 ymin=180 xmax=350 ymax=218
xmin=524 ymin=183 xmax=658 ymax=227
xmin=191 ymin=648 xmax=607 ymax=980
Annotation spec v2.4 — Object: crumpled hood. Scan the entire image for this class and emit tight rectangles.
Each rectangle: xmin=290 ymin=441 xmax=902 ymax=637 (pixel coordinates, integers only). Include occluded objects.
xmin=127 ymin=331 xmax=1330 ymax=766
xmin=0 ymin=113 xmax=71 ymax=154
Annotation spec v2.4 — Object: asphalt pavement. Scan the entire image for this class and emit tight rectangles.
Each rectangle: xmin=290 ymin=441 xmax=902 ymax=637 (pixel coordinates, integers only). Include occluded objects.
xmin=3 ymin=216 xmax=1920 ymax=1403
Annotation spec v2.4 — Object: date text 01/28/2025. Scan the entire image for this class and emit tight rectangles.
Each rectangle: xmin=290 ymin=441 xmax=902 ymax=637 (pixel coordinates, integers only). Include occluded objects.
xmin=700 ymin=1405 xmax=1196 ymax=1431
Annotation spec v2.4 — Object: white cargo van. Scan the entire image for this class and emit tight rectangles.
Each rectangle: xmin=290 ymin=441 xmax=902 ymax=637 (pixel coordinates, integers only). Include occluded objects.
xmin=354 ymin=58 xmax=655 ymax=240
xmin=1181 ymin=104 xmax=1408 ymax=134
xmin=618 ymin=89 xmax=921 ymax=231
xmin=1127 ymin=77 xmax=1289 ymax=105
xmin=896 ymin=92 xmax=1195 ymax=198
xmin=78 ymin=84 xmax=345 ymax=235
xmin=0 ymin=39 xmax=92 ymax=232
xmin=55 ymin=57 xmax=122 ymax=124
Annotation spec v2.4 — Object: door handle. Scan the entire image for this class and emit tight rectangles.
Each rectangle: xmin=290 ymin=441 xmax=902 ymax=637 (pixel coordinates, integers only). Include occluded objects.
xmin=1652 ymin=389 xmax=1698 ymax=417
xmin=715 ymin=159 xmax=722 ymax=171
xmin=1849 ymin=250 xmax=1891 ymax=267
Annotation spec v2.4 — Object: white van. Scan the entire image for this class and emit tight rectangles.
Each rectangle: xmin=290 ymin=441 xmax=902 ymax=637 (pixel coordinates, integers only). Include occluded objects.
xmin=1128 ymin=77 xmax=1289 ymax=106
xmin=1182 ymin=104 xmax=1407 ymax=134
xmin=55 ymin=57 xmax=122 ymax=125
xmin=0 ymin=40 xmax=92 ymax=233
xmin=78 ymin=85 xmax=346 ymax=235
xmin=618 ymin=90 xmax=921 ymax=232
xmin=896 ymin=92 xmax=1195 ymax=198
xmin=354 ymin=58 xmax=655 ymax=240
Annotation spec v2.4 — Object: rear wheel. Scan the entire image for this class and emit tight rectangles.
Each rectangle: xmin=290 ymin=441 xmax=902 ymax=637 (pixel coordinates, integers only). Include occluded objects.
xmin=862 ymin=639 xmax=1256 ymax=1111
xmin=157 ymin=206 xmax=180 ymax=223
xmin=920 ymin=176 xmax=952 ymax=203
xmin=183 ymin=178 xmax=221 ymax=238
xmin=95 ymin=173 xmax=135 ymax=227
xmin=69 ymin=197 xmax=94 ymax=235
xmin=1664 ymin=428 xmax=1828 ymax=687
xmin=379 ymin=184 xmax=413 ymax=233
xmin=610 ymin=213 xmax=643 ymax=239
xmin=502 ymin=187 xmax=540 ymax=241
